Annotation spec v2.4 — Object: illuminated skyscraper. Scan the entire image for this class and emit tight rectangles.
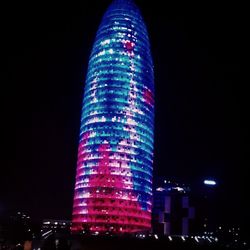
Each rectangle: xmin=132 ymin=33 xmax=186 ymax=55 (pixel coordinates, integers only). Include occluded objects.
xmin=72 ymin=0 xmax=154 ymax=233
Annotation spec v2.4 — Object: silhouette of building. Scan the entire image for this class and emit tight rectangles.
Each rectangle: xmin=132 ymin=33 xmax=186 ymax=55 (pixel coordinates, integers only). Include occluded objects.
xmin=152 ymin=178 xmax=195 ymax=236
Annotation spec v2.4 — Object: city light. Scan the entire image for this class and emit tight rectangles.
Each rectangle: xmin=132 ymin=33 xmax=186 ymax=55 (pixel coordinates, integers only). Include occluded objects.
xmin=204 ymin=179 xmax=217 ymax=185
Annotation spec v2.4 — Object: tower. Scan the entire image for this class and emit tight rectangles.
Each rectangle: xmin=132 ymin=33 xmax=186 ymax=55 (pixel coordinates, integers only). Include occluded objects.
xmin=72 ymin=0 xmax=154 ymax=233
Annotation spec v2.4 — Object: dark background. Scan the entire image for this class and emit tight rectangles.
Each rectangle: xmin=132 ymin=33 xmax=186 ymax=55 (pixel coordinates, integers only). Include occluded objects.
xmin=2 ymin=0 xmax=248 ymax=231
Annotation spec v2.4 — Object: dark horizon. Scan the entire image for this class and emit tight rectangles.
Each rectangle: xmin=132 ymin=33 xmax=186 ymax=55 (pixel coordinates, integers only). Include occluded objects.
xmin=3 ymin=0 xmax=248 ymax=231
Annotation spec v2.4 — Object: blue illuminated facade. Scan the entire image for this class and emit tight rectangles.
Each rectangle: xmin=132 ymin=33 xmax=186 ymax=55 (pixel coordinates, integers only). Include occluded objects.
xmin=72 ymin=0 xmax=154 ymax=233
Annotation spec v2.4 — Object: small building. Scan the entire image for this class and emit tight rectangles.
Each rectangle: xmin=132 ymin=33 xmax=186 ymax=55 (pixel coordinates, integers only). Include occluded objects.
xmin=152 ymin=179 xmax=195 ymax=236
xmin=42 ymin=219 xmax=71 ymax=232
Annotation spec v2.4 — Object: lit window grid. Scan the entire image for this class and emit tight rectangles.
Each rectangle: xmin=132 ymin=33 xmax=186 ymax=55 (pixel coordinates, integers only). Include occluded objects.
xmin=72 ymin=0 xmax=154 ymax=233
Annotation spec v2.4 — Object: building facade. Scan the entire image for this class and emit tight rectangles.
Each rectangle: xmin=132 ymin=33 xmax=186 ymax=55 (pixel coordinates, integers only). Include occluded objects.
xmin=152 ymin=179 xmax=195 ymax=236
xmin=42 ymin=219 xmax=71 ymax=232
xmin=72 ymin=0 xmax=154 ymax=233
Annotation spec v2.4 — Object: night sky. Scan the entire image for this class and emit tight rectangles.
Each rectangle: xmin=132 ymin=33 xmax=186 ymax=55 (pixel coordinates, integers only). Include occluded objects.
xmin=3 ymin=0 xmax=248 ymax=230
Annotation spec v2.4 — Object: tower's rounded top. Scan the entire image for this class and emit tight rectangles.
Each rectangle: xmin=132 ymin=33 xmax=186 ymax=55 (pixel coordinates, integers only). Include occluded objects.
xmin=111 ymin=0 xmax=135 ymax=5
xmin=107 ymin=0 xmax=140 ymax=14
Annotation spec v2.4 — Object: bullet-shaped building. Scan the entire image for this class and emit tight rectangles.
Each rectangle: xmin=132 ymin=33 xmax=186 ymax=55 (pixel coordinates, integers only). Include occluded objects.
xmin=72 ymin=0 xmax=154 ymax=233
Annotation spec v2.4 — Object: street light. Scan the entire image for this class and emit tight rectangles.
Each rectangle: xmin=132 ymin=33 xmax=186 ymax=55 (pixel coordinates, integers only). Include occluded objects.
xmin=204 ymin=180 xmax=217 ymax=186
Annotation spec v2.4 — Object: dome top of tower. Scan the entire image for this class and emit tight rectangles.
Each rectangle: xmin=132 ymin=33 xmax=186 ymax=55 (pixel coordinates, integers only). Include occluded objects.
xmin=112 ymin=0 xmax=135 ymax=5
xmin=107 ymin=0 xmax=140 ymax=13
